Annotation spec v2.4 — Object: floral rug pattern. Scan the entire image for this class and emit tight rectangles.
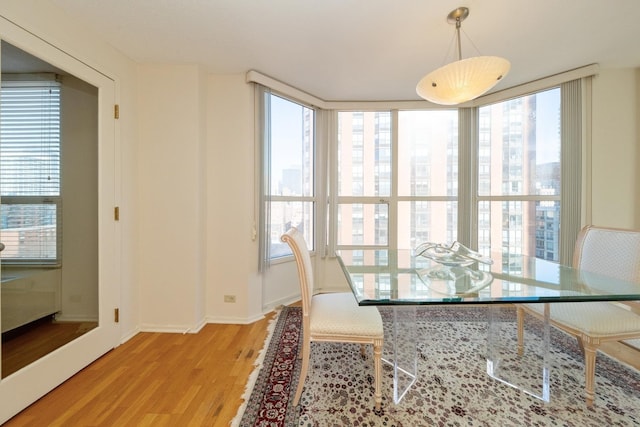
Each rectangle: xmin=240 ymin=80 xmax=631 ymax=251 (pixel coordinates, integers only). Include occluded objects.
xmin=239 ymin=306 xmax=640 ymax=426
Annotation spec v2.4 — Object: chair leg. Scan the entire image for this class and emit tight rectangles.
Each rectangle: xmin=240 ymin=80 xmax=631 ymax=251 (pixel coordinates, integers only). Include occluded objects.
xmin=298 ymin=331 xmax=304 ymax=360
xmin=576 ymin=336 xmax=586 ymax=356
xmin=583 ymin=339 xmax=598 ymax=407
xmin=516 ymin=306 xmax=525 ymax=356
xmin=293 ymin=338 xmax=311 ymax=406
xmin=373 ymin=338 xmax=383 ymax=413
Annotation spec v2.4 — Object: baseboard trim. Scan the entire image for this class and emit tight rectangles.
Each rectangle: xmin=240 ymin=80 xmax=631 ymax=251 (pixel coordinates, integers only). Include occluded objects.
xmin=206 ymin=313 xmax=265 ymax=325
xmin=262 ymin=294 xmax=301 ymax=314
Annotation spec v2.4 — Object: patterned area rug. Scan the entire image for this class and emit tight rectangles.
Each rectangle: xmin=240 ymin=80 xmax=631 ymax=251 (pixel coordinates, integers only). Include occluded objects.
xmin=238 ymin=305 xmax=640 ymax=426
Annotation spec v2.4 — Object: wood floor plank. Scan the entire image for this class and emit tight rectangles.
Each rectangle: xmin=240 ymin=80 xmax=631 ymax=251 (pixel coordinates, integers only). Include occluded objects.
xmin=4 ymin=312 xmax=276 ymax=426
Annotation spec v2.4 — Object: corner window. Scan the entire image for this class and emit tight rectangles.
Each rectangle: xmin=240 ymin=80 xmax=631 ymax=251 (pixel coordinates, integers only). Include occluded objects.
xmin=332 ymin=84 xmax=579 ymax=263
xmin=260 ymin=90 xmax=315 ymax=262
xmin=0 ymin=79 xmax=61 ymax=264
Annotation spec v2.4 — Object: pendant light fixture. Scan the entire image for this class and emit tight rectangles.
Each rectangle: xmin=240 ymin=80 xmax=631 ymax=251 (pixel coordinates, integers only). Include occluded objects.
xmin=416 ymin=7 xmax=510 ymax=105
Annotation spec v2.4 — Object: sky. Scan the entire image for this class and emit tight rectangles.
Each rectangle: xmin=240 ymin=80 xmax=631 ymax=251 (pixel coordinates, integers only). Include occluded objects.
xmin=269 ymin=94 xmax=309 ymax=194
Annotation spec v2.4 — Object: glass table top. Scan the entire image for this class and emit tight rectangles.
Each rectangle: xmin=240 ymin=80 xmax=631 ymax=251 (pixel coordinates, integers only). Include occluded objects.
xmin=336 ymin=249 xmax=640 ymax=306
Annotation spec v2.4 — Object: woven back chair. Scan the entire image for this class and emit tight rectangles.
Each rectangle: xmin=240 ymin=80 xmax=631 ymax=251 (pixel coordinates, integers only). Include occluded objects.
xmin=281 ymin=227 xmax=384 ymax=411
xmin=517 ymin=225 xmax=640 ymax=406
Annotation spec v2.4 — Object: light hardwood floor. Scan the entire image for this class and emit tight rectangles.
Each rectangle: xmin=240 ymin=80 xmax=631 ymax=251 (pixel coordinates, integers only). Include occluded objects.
xmin=4 ymin=312 xmax=276 ymax=426
xmin=3 ymin=305 xmax=639 ymax=426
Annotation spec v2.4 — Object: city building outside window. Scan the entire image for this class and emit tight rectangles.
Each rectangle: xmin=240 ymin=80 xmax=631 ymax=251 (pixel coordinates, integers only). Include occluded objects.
xmin=476 ymin=88 xmax=561 ymax=262
xmin=334 ymin=87 xmax=566 ymax=262
xmin=336 ymin=110 xmax=459 ymax=251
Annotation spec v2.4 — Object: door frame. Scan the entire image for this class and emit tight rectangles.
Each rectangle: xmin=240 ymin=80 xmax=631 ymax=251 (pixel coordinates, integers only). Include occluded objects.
xmin=0 ymin=15 xmax=121 ymax=424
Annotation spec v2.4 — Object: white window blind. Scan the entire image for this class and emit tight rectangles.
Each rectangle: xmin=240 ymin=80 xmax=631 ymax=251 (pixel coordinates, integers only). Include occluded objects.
xmin=0 ymin=79 xmax=61 ymax=264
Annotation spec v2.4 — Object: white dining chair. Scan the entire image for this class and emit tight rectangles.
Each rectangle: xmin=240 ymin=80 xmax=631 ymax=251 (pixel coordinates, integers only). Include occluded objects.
xmin=517 ymin=225 xmax=640 ymax=406
xmin=281 ymin=227 xmax=384 ymax=412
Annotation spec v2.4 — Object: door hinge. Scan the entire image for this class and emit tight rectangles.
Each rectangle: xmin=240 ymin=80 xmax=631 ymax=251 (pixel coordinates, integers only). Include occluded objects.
xmin=114 ymin=308 xmax=120 ymax=323
xmin=114 ymin=104 xmax=120 ymax=119
xmin=114 ymin=206 xmax=120 ymax=221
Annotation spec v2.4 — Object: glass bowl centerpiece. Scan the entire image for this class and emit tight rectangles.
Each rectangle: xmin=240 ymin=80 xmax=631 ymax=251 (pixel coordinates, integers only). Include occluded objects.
xmin=414 ymin=242 xmax=493 ymax=296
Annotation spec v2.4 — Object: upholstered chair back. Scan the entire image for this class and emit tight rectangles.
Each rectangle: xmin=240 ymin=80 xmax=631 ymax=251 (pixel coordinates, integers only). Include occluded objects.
xmin=573 ymin=225 xmax=640 ymax=284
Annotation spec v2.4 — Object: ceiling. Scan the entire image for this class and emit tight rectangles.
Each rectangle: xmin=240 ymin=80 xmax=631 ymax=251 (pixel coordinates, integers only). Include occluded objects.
xmin=48 ymin=0 xmax=640 ymax=102
xmin=1 ymin=41 xmax=67 ymax=74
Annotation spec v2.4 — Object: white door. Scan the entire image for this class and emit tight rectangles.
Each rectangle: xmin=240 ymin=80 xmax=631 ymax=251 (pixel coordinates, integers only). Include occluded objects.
xmin=0 ymin=17 xmax=120 ymax=423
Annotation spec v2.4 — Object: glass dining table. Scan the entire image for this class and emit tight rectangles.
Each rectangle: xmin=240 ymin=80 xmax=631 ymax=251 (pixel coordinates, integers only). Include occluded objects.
xmin=336 ymin=248 xmax=640 ymax=404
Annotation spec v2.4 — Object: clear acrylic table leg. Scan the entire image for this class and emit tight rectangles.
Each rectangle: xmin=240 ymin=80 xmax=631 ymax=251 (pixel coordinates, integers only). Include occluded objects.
xmin=487 ymin=303 xmax=550 ymax=402
xmin=382 ymin=305 xmax=417 ymax=404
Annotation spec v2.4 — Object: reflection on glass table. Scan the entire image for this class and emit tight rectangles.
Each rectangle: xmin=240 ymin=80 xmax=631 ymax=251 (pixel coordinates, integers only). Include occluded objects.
xmin=414 ymin=241 xmax=494 ymax=297
xmin=415 ymin=241 xmax=493 ymax=267
xmin=417 ymin=265 xmax=493 ymax=297
xmin=337 ymin=248 xmax=640 ymax=305
xmin=336 ymin=248 xmax=640 ymax=405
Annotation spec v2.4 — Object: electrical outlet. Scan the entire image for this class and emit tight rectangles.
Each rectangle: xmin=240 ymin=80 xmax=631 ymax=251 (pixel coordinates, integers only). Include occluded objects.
xmin=224 ymin=295 xmax=236 ymax=303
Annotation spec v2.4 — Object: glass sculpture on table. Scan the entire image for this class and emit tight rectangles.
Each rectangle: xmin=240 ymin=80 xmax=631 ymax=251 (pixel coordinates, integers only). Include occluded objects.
xmin=414 ymin=242 xmax=493 ymax=297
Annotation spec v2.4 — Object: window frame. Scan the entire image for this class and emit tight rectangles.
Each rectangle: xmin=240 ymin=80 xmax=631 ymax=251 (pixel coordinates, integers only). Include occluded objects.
xmin=330 ymin=80 xmax=586 ymax=264
xmin=334 ymin=109 xmax=460 ymax=252
xmin=249 ymin=66 xmax=594 ymax=270
xmin=257 ymin=85 xmax=319 ymax=268
xmin=470 ymin=87 xmax=563 ymax=261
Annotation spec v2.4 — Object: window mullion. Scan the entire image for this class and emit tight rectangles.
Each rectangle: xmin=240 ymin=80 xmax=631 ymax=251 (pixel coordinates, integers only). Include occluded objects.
xmin=388 ymin=109 xmax=399 ymax=250
xmin=326 ymin=110 xmax=339 ymax=255
xmin=457 ymin=107 xmax=475 ymax=249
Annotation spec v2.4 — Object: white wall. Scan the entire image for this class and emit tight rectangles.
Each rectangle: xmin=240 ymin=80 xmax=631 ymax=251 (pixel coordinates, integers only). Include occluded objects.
xmin=203 ymin=75 xmax=347 ymax=319
xmin=137 ymin=64 xmax=206 ymax=332
xmin=135 ymin=69 xmax=270 ymax=327
xmin=206 ymin=74 xmax=265 ymax=322
xmin=591 ymin=68 xmax=640 ymax=229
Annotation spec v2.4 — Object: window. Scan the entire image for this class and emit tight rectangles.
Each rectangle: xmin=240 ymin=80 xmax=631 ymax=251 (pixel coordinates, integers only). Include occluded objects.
xmin=252 ymin=71 xmax=586 ymax=268
xmin=336 ymin=110 xmax=458 ymax=250
xmin=0 ymin=79 xmax=61 ymax=264
xmin=476 ymin=88 xmax=561 ymax=261
xmin=260 ymin=90 xmax=315 ymax=262
xmin=332 ymin=83 xmax=581 ymax=263
xmin=397 ymin=110 xmax=458 ymax=248
xmin=337 ymin=111 xmax=391 ymax=248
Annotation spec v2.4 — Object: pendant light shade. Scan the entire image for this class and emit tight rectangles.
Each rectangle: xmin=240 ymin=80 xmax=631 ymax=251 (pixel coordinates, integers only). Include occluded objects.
xmin=416 ymin=7 xmax=510 ymax=105
xmin=417 ymin=56 xmax=510 ymax=105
